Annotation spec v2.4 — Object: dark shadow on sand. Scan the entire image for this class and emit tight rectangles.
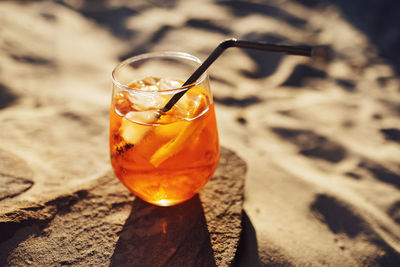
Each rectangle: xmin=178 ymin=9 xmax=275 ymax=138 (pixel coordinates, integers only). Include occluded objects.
xmin=232 ymin=211 xmax=261 ymax=267
xmin=310 ymin=193 xmax=400 ymax=266
xmin=240 ymin=33 xmax=287 ymax=79
xmin=0 ymin=83 xmax=17 ymax=109
xmin=271 ymin=127 xmax=347 ymax=163
xmin=110 ymin=197 xmax=262 ymax=267
xmin=217 ymin=1 xmax=307 ymax=28
xmin=110 ymin=195 xmax=217 ymax=267
xmin=296 ymin=0 xmax=400 ymax=75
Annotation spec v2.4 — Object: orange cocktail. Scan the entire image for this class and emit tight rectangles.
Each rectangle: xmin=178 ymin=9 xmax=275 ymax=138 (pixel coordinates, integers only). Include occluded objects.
xmin=110 ymin=52 xmax=219 ymax=206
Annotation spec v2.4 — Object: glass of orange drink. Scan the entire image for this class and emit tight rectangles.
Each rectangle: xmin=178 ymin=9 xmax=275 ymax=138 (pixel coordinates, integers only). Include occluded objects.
xmin=110 ymin=52 xmax=220 ymax=206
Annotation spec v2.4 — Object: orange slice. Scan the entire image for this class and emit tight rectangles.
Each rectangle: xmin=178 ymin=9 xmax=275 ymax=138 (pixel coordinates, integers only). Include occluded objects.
xmin=149 ymin=87 xmax=209 ymax=167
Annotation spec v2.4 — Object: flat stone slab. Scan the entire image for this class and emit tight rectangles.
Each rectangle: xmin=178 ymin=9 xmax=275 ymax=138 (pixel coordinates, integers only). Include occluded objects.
xmin=0 ymin=147 xmax=246 ymax=267
xmin=0 ymin=149 xmax=33 ymax=201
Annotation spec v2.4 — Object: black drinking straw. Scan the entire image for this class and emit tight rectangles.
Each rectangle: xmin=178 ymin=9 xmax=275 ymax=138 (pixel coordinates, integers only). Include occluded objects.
xmin=161 ymin=38 xmax=324 ymax=113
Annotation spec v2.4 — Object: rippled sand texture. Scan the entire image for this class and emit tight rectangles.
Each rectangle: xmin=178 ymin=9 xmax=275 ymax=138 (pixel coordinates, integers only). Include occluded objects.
xmin=1 ymin=0 xmax=400 ymax=266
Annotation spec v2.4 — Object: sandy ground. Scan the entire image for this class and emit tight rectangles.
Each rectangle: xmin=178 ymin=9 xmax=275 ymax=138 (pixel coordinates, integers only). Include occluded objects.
xmin=1 ymin=0 xmax=400 ymax=266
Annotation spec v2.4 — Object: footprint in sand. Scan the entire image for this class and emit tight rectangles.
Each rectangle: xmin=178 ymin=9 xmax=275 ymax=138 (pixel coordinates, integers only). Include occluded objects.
xmin=336 ymin=78 xmax=356 ymax=92
xmin=185 ymin=18 xmax=232 ymax=35
xmin=271 ymin=127 xmax=347 ymax=163
xmin=311 ymin=193 xmax=400 ymax=264
xmin=214 ymin=95 xmax=262 ymax=108
xmin=358 ymin=160 xmax=400 ymax=189
xmin=388 ymin=201 xmax=400 ymax=225
xmin=217 ymin=1 xmax=307 ymax=27
xmin=311 ymin=193 xmax=366 ymax=237
xmin=380 ymin=128 xmax=400 ymax=143
xmin=0 ymin=83 xmax=18 ymax=110
xmin=281 ymin=64 xmax=327 ymax=87
xmin=240 ymin=33 xmax=287 ymax=79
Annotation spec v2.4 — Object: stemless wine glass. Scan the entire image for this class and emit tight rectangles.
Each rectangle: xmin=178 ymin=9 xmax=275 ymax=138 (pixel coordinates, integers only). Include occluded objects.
xmin=110 ymin=52 xmax=220 ymax=206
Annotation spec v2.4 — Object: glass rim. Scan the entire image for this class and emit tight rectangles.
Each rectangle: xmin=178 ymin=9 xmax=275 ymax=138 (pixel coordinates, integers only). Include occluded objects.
xmin=111 ymin=51 xmax=208 ymax=94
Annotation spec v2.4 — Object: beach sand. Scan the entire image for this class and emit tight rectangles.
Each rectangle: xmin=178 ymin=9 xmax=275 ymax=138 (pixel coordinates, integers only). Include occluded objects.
xmin=1 ymin=0 xmax=400 ymax=266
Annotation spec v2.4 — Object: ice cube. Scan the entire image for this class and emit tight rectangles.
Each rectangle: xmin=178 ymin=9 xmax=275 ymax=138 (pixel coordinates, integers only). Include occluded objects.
xmin=124 ymin=77 xmax=183 ymax=111
xmin=114 ymin=92 xmax=134 ymax=116
xmin=125 ymin=110 xmax=160 ymax=125
xmin=127 ymin=90 xmax=166 ymax=110
xmin=129 ymin=76 xmax=159 ymax=88
xmin=120 ymin=110 xmax=159 ymax=145
xmin=142 ymin=76 xmax=159 ymax=86
xmin=158 ymin=78 xmax=182 ymax=91
xmin=143 ymin=85 xmax=159 ymax=91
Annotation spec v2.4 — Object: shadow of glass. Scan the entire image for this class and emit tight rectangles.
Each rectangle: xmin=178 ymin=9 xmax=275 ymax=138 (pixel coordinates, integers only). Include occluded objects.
xmin=110 ymin=195 xmax=216 ymax=267
xmin=232 ymin=211 xmax=261 ymax=267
